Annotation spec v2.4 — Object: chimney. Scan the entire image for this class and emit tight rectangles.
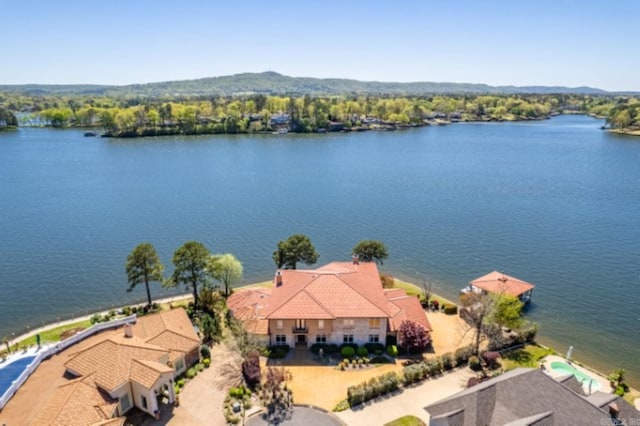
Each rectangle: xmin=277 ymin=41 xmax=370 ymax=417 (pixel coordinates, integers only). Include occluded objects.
xmin=123 ymin=323 xmax=133 ymax=338
xmin=275 ymin=271 xmax=283 ymax=287
xmin=608 ymin=402 xmax=620 ymax=419
xmin=352 ymin=254 xmax=359 ymax=265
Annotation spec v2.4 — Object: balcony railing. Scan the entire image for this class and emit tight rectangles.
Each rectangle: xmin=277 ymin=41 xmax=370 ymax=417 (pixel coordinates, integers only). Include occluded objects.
xmin=292 ymin=326 xmax=308 ymax=333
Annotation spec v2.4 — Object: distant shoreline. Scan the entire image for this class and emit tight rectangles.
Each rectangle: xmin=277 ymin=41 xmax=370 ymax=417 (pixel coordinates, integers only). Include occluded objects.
xmin=15 ymin=114 xmax=559 ymax=139
xmin=608 ymin=128 xmax=640 ymax=137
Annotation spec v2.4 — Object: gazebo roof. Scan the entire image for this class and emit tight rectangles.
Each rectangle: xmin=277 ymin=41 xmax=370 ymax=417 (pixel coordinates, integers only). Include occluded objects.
xmin=470 ymin=271 xmax=535 ymax=298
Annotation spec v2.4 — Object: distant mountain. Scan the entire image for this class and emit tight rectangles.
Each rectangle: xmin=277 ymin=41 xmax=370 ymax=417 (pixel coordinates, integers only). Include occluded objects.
xmin=0 ymin=72 xmax=616 ymax=96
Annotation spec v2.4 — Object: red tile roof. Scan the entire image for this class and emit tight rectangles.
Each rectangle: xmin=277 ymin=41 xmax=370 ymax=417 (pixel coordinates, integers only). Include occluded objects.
xmin=470 ymin=271 xmax=535 ymax=298
xmin=263 ymin=262 xmax=389 ymax=319
xmin=385 ymin=289 xmax=432 ymax=332
xmin=229 ymin=262 xmax=433 ymax=336
xmin=227 ymin=287 xmax=271 ymax=334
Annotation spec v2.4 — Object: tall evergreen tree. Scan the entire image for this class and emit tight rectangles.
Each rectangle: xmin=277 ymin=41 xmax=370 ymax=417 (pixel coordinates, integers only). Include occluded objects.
xmin=125 ymin=243 xmax=164 ymax=307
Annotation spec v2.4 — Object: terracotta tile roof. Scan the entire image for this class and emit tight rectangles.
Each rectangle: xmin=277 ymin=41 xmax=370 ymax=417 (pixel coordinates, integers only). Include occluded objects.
xmin=227 ymin=288 xmax=271 ymax=334
xmin=129 ymin=359 xmax=173 ymax=389
xmin=471 ymin=271 xmax=535 ymax=298
xmin=385 ymin=289 xmax=432 ymax=332
xmin=229 ymin=262 xmax=434 ymax=339
xmin=147 ymin=329 xmax=200 ymax=354
xmin=90 ymin=419 xmax=126 ymax=426
xmin=65 ymin=337 xmax=169 ymax=392
xmin=31 ymin=374 xmax=120 ymax=426
xmin=263 ymin=262 xmax=389 ymax=319
xmin=132 ymin=308 xmax=200 ymax=344
xmin=31 ymin=309 xmax=199 ymax=426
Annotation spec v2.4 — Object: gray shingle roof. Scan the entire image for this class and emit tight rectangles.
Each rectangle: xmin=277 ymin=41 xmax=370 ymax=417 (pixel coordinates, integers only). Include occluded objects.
xmin=424 ymin=368 xmax=638 ymax=426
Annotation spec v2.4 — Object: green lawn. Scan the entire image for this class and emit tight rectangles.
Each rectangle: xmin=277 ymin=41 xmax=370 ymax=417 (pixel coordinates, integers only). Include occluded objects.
xmin=393 ymin=279 xmax=456 ymax=306
xmin=384 ymin=415 xmax=426 ymax=426
xmin=0 ymin=319 xmax=94 ymax=355
xmin=501 ymin=344 xmax=553 ymax=370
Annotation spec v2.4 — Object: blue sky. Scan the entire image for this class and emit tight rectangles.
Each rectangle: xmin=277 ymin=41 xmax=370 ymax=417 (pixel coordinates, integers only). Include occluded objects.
xmin=1 ymin=0 xmax=638 ymax=91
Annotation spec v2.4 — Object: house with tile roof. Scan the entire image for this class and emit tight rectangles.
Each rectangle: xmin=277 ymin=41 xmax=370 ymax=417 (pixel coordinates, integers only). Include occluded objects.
xmin=424 ymin=368 xmax=639 ymax=425
xmin=227 ymin=260 xmax=431 ymax=348
xmin=31 ymin=308 xmax=200 ymax=425
xmin=461 ymin=271 xmax=535 ymax=303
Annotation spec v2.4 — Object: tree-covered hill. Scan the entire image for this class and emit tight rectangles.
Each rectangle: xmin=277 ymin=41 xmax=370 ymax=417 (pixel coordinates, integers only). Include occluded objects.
xmin=0 ymin=71 xmax=614 ymax=97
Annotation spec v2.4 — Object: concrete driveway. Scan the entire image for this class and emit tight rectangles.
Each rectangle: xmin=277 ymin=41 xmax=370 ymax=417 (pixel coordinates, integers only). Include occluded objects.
xmin=335 ymin=368 xmax=473 ymax=425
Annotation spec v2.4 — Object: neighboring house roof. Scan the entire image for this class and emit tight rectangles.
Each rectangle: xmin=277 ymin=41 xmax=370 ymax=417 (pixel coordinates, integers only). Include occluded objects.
xmin=424 ymin=368 xmax=638 ymax=425
xmin=470 ymin=271 xmax=535 ymax=298
xmin=228 ymin=262 xmax=432 ymax=335
xmin=35 ymin=309 xmax=199 ymax=425
xmin=384 ymin=289 xmax=432 ymax=332
xmin=30 ymin=374 xmax=121 ymax=426
xmin=65 ymin=336 xmax=169 ymax=392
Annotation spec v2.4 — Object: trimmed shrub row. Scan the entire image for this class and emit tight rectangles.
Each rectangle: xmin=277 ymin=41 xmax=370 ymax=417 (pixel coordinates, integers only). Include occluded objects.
xmin=268 ymin=344 xmax=290 ymax=359
xmin=364 ymin=342 xmax=385 ymax=355
xmin=310 ymin=343 xmax=339 ymax=354
xmin=347 ymin=372 xmax=400 ymax=406
xmin=443 ymin=304 xmax=458 ymax=315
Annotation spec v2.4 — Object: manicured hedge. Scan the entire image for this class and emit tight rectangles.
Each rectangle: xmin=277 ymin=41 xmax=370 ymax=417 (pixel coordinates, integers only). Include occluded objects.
xmin=364 ymin=342 xmax=385 ymax=354
xmin=386 ymin=345 xmax=398 ymax=357
xmin=310 ymin=343 xmax=339 ymax=354
xmin=443 ymin=304 xmax=458 ymax=315
xmin=347 ymin=372 xmax=400 ymax=406
xmin=268 ymin=344 xmax=290 ymax=359
xmin=357 ymin=347 xmax=369 ymax=357
xmin=341 ymin=346 xmax=356 ymax=358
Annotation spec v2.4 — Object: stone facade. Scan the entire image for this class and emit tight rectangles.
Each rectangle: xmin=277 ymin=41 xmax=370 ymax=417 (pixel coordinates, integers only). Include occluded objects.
xmin=268 ymin=317 xmax=387 ymax=347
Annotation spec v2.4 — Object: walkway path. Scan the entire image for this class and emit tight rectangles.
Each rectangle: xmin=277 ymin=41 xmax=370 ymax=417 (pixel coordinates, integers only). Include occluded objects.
xmin=140 ymin=342 xmax=238 ymax=425
xmin=335 ymin=368 xmax=473 ymax=425
xmin=5 ymin=293 xmax=193 ymax=348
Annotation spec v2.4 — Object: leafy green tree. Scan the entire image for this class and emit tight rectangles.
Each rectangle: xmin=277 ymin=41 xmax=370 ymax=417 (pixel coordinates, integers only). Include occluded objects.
xmin=125 ymin=243 xmax=164 ymax=307
xmin=168 ymin=241 xmax=210 ymax=308
xmin=0 ymin=107 xmax=18 ymax=128
xmin=272 ymin=234 xmax=319 ymax=269
xmin=207 ymin=253 xmax=243 ymax=297
xmin=352 ymin=240 xmax=389 ymax=265
xmin=200 ymin=312 xmax=221 ymax=342
xmin=489 ymin=294 xmax=524 ymax=329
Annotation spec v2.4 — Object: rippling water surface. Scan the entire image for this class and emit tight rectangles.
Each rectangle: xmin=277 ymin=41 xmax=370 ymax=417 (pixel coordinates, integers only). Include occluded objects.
xmin=1 ymin=115 xmax=639 ymax=383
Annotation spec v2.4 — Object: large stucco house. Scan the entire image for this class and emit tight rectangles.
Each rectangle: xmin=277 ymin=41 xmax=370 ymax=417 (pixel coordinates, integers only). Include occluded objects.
xmin=227 ymin=260 xmax=431 ymax=348
xmin=31 ymin=308 xmax=201 ymax=425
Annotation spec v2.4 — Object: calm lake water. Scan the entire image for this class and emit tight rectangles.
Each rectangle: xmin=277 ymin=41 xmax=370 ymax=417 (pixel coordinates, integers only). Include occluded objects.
xmin=1 ymin=115 xmax=639 ymax=384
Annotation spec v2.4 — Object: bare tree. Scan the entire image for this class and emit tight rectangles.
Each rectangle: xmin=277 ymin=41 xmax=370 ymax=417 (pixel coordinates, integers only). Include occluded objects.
xmin=420 ymin=279 xmax=433 ymax=307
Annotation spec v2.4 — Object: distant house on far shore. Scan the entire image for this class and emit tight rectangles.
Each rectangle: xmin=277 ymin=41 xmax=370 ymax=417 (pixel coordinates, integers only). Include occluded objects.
xmin=461 ymin=271 xmax=535 ymax=303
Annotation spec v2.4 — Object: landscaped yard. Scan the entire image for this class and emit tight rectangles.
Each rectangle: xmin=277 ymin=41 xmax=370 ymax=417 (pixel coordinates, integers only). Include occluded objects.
xmin=384 ymin=415 xmax=426 ymax=426
xmin=501 ymin=344 xmax=554 ymax=370
xmin=4 ymin=319 xmax=93 ymax=350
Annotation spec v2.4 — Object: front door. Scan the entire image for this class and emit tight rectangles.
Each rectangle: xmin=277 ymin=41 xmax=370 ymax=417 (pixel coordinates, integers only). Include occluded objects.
xmin=296 ymin=334 xmax=306 ymax=344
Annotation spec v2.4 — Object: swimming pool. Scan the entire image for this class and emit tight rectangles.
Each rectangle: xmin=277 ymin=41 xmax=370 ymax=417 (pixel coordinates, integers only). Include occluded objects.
xmin=0 ymin=355 xmax=37 ymax=396
xmin=550 ymin=361 xmax=601 ymax=391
